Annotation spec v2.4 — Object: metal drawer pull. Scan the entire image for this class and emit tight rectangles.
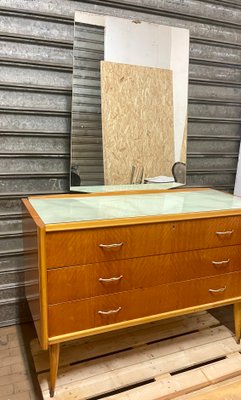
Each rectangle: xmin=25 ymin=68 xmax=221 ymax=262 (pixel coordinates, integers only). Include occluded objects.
xmin=99 ymin=242 xmax=123 ymax=249
xmin=209 ymin=286 xmax=226 ymax=293
xmin=216 ymin=230 xmax=234 ymax=237
xmin=99 ymin=275 xmax=123 ymax=283
xmin=212 ymin=259 xmax=230 ymax=266
xmin=98 ymin=307 xmax=122 ymax=315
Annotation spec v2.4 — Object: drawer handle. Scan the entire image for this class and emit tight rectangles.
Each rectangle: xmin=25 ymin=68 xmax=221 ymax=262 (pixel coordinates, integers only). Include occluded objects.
xmin=209 ymin=286 xmax=226 ymax=293
xmin=98 ymin=307 xmax=122 ymax=315
xmin=99 ymin=275 xmax=123 ymax=283
xmin=99 ymin=242 xmax=123 ymax=250
xmin=216 ymin=230 xmax=234 ymax=237
xmin=212 ymin=259 xmax=230 ymax=267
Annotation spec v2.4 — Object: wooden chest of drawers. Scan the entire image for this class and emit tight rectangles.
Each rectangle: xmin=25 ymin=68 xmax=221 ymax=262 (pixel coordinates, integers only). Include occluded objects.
xmin=22 ymin=188 xmax=241 ymax=397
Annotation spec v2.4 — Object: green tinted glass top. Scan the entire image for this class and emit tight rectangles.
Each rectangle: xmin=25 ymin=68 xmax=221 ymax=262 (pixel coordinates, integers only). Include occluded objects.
xmin=29 ymin=189 xmax=241 ymax=225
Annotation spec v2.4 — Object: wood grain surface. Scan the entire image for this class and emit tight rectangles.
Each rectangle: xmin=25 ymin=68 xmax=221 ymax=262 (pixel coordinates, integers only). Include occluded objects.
xmin=47 ymin=245 xmax=241 ymax=304
xmin=179 ymin=377 xmax=241 ymax=400
xmin=48 ymin=271 xmax=241 ymax=337
xmin=45 ymin=216 xmax=241 ymax=268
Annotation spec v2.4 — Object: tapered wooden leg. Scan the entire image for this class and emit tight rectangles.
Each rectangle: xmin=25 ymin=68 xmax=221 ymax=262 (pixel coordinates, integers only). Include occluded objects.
xmin=49 ymin=343 xmax=60 ymax=397
xmin=234 ymin=302 xmax=241 ymax=344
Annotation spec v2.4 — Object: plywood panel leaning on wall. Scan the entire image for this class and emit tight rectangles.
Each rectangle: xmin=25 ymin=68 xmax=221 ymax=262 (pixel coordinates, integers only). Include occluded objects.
xmin=101 ymin=61 xmax=174 ymax=185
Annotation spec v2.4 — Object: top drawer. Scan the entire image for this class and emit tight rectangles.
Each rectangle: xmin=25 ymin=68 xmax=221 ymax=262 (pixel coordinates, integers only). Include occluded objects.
xmin=45 ymin=215 xmax=241 ymax=268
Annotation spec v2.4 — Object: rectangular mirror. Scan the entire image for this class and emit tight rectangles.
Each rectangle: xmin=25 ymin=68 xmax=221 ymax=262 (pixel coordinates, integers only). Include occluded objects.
xmin=70 ymin=12 xmax=189 ymax=192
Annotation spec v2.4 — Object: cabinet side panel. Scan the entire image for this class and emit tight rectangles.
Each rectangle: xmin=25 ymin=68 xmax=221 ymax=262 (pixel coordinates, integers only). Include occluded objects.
xmin=22 ymin=202 xmax=48 ymax=349
xmin=22 ymin=205 xmax=39 ymax=338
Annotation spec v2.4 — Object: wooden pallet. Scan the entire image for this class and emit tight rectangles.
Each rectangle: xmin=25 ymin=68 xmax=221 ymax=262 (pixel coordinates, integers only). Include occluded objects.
xmin=178 ymin=375 xmax=241 ymax=399
xmin=30 ymin=309 xmax=241 ymax=400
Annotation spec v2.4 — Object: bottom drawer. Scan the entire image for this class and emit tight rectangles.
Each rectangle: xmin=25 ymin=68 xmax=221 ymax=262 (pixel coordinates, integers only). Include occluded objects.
xmin=48 ymin=272 xmax=241 ymax=337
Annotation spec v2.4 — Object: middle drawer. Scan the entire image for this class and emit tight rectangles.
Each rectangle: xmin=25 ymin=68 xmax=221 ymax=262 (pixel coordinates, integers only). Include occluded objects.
xmin=47 ymin=245 xmax=241 ymax=304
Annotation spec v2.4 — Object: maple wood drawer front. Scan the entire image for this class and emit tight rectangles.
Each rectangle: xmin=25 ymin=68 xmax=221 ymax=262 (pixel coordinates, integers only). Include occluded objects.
xmin=47 ymin=245 xmax=241 ymax=304
xmin=45 ymin=215 xmax=241 ymax=268
xmin=48 ymin=271 xmax=241 ymax=337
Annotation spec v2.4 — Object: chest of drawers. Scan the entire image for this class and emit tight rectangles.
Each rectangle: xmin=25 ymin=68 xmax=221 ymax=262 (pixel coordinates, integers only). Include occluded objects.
xmin=22 ymin=188 xmax=241 ymax=397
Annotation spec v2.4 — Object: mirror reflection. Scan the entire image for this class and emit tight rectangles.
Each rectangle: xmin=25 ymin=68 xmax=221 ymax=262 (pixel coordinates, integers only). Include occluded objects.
xmin=70 ymin=12 xmax=189 ymax=192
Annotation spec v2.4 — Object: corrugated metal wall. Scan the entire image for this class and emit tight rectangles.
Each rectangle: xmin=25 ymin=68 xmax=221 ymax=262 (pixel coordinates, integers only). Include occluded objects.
xmin=71 ymin=22 xmax=104 ymax=186
xmin=0 ymin=0 xmax=241 ymax=326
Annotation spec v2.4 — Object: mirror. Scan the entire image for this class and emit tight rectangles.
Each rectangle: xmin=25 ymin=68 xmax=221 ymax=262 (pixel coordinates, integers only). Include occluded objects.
xmin=70 ymin=12 xmax=189 ymax=192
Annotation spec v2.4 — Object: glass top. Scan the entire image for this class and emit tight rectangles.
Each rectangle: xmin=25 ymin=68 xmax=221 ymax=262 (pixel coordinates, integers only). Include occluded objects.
xmin=29 ymin=189 xmax=241 ymax=225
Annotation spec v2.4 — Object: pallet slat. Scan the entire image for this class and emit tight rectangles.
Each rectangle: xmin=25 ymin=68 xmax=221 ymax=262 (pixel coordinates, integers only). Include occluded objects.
xmin=39 ymin=336 xmax=241 ymax=399
xmin=177 ymin=376 xmax=241 ymax=400
xmin=108 ymin=355 xmax=241 ymax=400
xmin=31 ymin=311 xmax=219 ymax=372
xmin=29 ymin=310 xmax=241 ymax=399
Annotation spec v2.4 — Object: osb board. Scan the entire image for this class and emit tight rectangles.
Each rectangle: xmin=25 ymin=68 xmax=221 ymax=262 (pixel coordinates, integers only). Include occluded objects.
xmin=101 ymin=61 xmax=175 ymax=185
